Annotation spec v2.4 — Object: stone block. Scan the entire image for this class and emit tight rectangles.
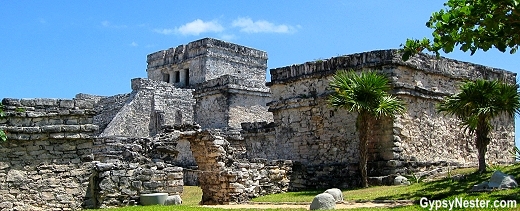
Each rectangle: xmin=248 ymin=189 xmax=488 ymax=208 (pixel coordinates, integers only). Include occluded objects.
xmin=41 ymin=125 xmax=61 ymax=133
xmin=61 ymin=125 xmax=81 ymax=132
xmin=59 ymin=100 xmax=75 ymax=109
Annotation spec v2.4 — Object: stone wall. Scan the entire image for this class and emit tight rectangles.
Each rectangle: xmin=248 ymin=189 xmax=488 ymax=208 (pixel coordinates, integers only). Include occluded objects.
xmin=146 ymin=38 xmax=268 ymax=88
xmin=90 ymin=136 xmax=183 ymax=208
xmin=194 ymin=75 xmax=272 ymax=130
xmin=100 ymin=78 xmax=194 ymax=137
xmin=241 ymin=49 xmax=516 ymax=188
xmin=0 ymin=98 xmax=98 ymax=210
xmin=0 ymin=97 xmax=187 ymax=210
xmin=180 ymin=129 xmax=291 ymax=205
xmin=92 ymin=93 xmax=131 ymax=136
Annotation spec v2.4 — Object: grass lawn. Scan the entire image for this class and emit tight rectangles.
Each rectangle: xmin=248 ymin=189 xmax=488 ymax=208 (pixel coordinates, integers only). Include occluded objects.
xmin=88 ymin=164 xmax=520 ymax=210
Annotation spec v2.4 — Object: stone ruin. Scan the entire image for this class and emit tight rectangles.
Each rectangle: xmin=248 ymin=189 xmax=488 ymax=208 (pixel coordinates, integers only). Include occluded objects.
xmin=0 ymin=38 xmax=516 ymax=209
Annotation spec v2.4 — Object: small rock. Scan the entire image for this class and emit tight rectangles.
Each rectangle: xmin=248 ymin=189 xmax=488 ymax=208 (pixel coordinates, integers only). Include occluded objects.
xmin=394 ymin=175 xmax=410 ymax=186
xmin=310 ymin=193 xmax=336 ymax=210
xmin=324 ymin=188 xmax=343 ymax=202
xmin=165 ymin=195 xmax=182 ymax=205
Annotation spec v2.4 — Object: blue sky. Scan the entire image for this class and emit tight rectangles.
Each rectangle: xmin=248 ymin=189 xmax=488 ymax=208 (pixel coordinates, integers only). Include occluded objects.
xmin=1 ymin=1 xmax=519 ymax=147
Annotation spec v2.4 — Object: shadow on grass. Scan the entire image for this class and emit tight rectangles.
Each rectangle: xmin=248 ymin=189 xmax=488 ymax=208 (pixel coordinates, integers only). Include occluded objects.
xmin=287 ymin=190 xmax=324 ymax=197
xmin=373 ymin=163 xmax=520 ymax=202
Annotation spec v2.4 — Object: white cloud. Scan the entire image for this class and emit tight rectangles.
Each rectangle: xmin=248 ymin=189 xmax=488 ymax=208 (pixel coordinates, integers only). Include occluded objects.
xmin=156 ymin=19 xmax=224 ymax=36
xmin=130 ymin=42 xmax=138 ymax=47
xmin=232 ymin=17 xmax=296 ymax=33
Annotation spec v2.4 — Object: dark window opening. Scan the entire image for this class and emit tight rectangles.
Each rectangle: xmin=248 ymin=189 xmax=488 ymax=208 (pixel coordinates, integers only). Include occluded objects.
xmin=163 ymin=73 xmax=170 ymax=83
xmin=174 ymin=71 xmax=180 ymax=83
xmin=185 ymin=69 xmax=190 ymax=86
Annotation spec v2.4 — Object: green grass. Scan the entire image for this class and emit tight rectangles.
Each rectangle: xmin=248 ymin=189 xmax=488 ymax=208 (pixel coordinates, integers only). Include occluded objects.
xmin=88 ymin=164 xmax=520 ymax=210
xmin=253 ymin=164 xmax=520 ymax=203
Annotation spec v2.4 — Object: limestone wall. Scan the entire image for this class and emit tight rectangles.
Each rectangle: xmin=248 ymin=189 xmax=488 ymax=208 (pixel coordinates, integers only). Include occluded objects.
xmin=100 ymin=78 xmax=194 ymax=137
xmin=146 ymin=38 xmax=268 ymax=87
xmin=389 ymin=64 xmax=516 ymax=174
xmin=194 ymin=75 xmax=272 ymax=130
xmin=0 ymin=98 xmax=98 ymax=210
xmin=180 ymin=129 xmax=292 ymax=205
xmin=92 ymin=93 xmax=131 ymax=136
xmin=242 ymin=50 xmax=515 ymax=188
xmin=90 ymin=136 xmax=183 ymax=208
xmin=0 ymin=97 xmax=187 ymax=210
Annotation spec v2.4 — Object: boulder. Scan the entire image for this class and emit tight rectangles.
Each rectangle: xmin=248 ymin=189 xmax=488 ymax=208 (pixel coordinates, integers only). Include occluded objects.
xmin=324 ymin=188 xmax=343 ymax=202
xmin=471 ymin=171 xmax=518 ymax=192
xmin=165 ymin=195 xmax=182 ymax=205
xmin=488 ymin=171 xmax=517 ymax=189
xmin=310 ymin=193 xmax=336 ymax=210
xmin=393 ymin=175 xmax=410 ymax=186
xmin=471 ymin=181 xmax=489 ymax=192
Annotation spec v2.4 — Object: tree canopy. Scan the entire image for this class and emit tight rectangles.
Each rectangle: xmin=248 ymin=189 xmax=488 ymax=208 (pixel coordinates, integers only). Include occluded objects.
xmin=401 ymin=0 xmax=520 ymax=60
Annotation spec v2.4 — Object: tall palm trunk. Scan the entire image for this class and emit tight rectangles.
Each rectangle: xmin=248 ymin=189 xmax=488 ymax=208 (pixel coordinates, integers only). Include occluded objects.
xmin=357 ymin=112 xmax=374 ymax=187
xmin=475 ymin=118 xmax=491 ymax=173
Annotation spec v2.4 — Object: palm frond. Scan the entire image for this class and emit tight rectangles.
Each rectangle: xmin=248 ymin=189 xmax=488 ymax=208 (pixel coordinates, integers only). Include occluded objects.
xmin=328 ymin=69 xmax=404 ymax=118
xmin=375 ymin=95 xmax=406 ymax=118
xmin=438 ymin=79 xmax=520 ymax=131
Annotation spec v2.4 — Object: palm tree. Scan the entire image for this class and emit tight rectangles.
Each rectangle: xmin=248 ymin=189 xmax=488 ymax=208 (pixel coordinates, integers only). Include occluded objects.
xmin=437 ymin=79 xmax=520 ymax=173
xmin=328 ymin=70 xmax=405 ymax=187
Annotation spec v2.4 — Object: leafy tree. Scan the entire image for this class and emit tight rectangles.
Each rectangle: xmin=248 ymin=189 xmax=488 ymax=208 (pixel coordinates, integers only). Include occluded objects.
xmin=401 ymin=0 xmax=520 ymax=60
xmin=0 ymin=103 xmax=6 ymax=142
xmin=437 ymin=79 xmax=520 ymax=172
xmin=328 ymin=70 xmax=405 ymax=187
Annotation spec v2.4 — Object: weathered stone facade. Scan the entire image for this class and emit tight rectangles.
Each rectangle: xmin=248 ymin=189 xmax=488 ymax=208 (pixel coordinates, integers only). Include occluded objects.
xmin=0 ymin=38 xmax=517 ymax=208
xmin=179 ymin=128 xmax=292 ymax=205
xmin=90 ymin=136 xmax=183 ymax=208
xmin=0 ymin=98 xmax=185 ymax=210
xmin=243 ymin=49 xmax=515 ymax=189
xmin=0 ymin=98 xmax=97 ymax=210
xmin=99 ymin=78 xmax=195 ymax=137
xmin=146 ymin=38 xmax=267 ymax=88
xmin=194 ymin=75 xmax=273 ymax=130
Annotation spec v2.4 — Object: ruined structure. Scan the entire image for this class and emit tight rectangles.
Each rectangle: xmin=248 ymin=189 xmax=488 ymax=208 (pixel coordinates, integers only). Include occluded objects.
xmin=0 ymin=38 xmax=516 ymax=209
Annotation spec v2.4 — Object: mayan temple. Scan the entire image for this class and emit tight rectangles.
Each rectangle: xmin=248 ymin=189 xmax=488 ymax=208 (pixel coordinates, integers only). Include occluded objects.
xmin=0 ymin=38 xmax=515 ymax=209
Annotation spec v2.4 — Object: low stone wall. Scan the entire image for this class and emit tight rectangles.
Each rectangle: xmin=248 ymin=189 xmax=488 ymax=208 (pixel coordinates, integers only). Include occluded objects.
xmin=0 ymin=98 xmax=186 ymax=210
xmin=90 ymin=162 xmax=183 ymax=208
xmin=180 ymin=129 xmax=291 ymax=205
xmin=0 ymin=98 xmax=97 ymax=210
xmin=90 ymin=136 xmax=184 ymax=208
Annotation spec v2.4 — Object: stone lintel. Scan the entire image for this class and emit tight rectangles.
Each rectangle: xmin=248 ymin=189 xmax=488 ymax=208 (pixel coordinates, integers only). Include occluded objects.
xmin=193 ymin=75 xmax=270 ymax=98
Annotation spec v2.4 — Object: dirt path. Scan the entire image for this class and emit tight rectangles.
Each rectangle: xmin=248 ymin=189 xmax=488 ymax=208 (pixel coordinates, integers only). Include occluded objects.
xmin=203 ymin=201 xmax=413 ymax=209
